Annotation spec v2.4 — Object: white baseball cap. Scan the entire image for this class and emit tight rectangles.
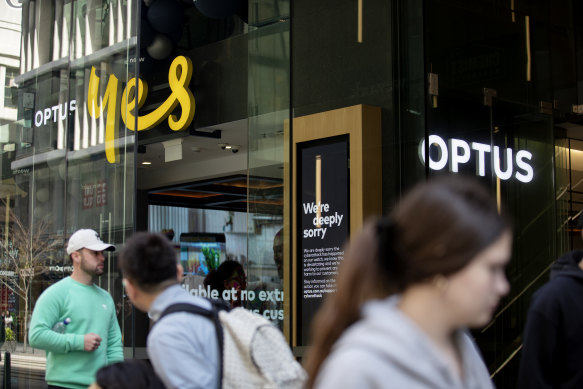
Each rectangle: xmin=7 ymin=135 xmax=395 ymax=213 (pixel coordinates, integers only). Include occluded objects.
xmin=66 ymin=229 xmax=115 ymax=255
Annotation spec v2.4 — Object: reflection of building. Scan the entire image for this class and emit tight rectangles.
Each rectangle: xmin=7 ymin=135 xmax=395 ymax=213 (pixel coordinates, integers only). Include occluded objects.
xmin=5 ymin=0 xmax=583 ymax=387
xmin=0 ymin=281 xmax=15 ymax=310
xmin=0 ymin=0 xmax=21 ymax=341
xmin=0 ymin=1 xmax=21 ymax=204
xmin=0 ymin=1 xmax=20 ymax=127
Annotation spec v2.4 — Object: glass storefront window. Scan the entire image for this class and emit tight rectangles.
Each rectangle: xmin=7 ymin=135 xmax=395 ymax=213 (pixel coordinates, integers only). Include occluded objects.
xmin=8 ymin=1 xmax=138 ymax=376
xmin=418 ymin=1 xmax=577 ymax=386
xmin=247 ymin=4 xmax=289 ymax=332
xmin=134 ymin=0 xmax=291 ymax=351
xmin=291 ymin=0 xmax=393 ymax=350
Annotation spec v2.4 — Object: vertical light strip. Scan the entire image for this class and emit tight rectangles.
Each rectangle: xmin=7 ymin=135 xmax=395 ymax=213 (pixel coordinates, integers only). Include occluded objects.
xmin=316 ymin=155 xmax=322 ymax=228
xmin=53 ymin=0 xmax=63 ymax=60
xmin=525 ymin=15 xmax=531 ymax=82
xmin=73 ymin=103 xmax=80 ymax=151
xmin=99 ymin=212 xmax=104 ymax=287
xmin=496 ymin=177 xmax=502 ymax=214
xmin=53 ymin=20 xmax=60 ymax=60
xmin=32 ymin=1 xmax=39 ymax=69
xmin=20 ymin=2 xmax=27 ymax=73
xmin=20 ymin=30 xmax=26 ymax=73
xmin=57 ymin=70 xmax=66 ymax=149
xmin=108 ymin=0 xmax=115 ymax=46
xmin=90 ymin=107 xmax=97 ymax=146
xmin=126 ymin=0 xmax=132 ymax=40
xmin=61 ymin=10 xmax=69 ymax=58
xmin=28 ymin=3 xmax=35 ymax=71
xmin=511 ymin=0 xmax=515 ymax=22
xmin=107 ymin=212 xmax=112 ymax=293
xmin=358 ymin=0 xmax=363 ymax=43
xmin=4 ymin=195 xmax=9 ymax=247
xmin=84 ymin=10 xmax=93 ymax=56
xmin=32 ymin=30 xmax=39 ymax=68
xmin=117 ymin=0 xmax=124 ymax=43
xmin=98 ymin=104 xmax=105 ymax=144
xmin=82 ymin=103 xmax=89 ymax=149
xmin=57 ymin=119 xmax=65 ymax=149
xmin=75 ymin=17 xmax=83 ymax=59
xmin=0 ymin=67 xmax=5 ymax=108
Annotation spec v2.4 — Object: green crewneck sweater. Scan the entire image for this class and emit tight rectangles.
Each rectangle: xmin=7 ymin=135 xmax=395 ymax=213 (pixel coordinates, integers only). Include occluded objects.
xmin=29 ymin=277 xmax=123 ymax=389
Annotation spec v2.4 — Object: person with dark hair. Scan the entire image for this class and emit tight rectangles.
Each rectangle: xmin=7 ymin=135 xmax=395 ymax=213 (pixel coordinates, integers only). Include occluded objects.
xmin=304 ymin=176 xmax=512 ymax=389
xmin=0 ymin=311 xmax=5 ymax=346
xmin=517 ymin=212 xmax=583 ymax=388
xmin=89 ymin=359 xmax=165 ymax=389
xmin=273 ymin=228 xmax=284 ymax=280
xmin=118 ymin=232 xmax=219 ymax=389
xmin=4 ymin=310 xmax=12 ymax=330
xmin=29 ymin=229 xmax=123 ymax=389
xmin=204 ymin=260 xmax=247 ymax=307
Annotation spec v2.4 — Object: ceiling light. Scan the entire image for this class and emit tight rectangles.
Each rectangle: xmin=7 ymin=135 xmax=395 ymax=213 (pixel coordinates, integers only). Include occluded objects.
xmin=141 ymin=161 xmax=152 ymax=165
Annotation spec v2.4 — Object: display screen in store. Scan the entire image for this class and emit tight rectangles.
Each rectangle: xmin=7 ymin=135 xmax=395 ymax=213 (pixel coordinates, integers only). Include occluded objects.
xmin=180 ymin=233 xmax=227 ymax=276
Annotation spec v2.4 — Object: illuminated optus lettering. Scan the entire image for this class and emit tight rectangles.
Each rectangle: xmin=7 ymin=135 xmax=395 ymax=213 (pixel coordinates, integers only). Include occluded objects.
xmin=418 ymin=135 xmax=534 ymax=183
xmin=87 ymin=56 xmax=195 ymax=163
xmin=34 ymin=100 xmax=77 ymax=127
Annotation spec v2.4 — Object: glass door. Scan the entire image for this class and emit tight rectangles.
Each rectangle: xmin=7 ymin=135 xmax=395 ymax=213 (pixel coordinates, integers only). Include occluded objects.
xmin=422 ymin=1 xmax=558 ymax=386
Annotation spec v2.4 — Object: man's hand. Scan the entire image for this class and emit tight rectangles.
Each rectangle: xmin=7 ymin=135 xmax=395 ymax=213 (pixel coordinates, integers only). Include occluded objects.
xmin=84 ymin=333 xmax=102 ymax=352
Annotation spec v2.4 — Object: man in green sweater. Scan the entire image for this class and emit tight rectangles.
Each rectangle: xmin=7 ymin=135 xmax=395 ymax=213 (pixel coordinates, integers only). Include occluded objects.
xmin=29 ymin=229 xmax=124 ymax=389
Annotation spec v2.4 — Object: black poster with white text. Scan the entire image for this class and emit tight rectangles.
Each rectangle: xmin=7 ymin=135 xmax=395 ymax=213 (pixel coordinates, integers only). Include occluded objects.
xmin=297 ymin=135 xmax=349 ymax=344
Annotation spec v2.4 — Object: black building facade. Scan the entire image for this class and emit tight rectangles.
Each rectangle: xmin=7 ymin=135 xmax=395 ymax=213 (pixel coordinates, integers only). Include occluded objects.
xmin=3 ymin=0 xmax=583 ymax=387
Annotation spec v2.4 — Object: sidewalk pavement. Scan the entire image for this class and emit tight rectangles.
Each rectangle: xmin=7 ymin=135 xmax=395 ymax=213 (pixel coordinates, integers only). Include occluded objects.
xmin=1 ymin=343 xmax=46 ymax=371
xmin=0 ymin=343 xmax=47 ymax=388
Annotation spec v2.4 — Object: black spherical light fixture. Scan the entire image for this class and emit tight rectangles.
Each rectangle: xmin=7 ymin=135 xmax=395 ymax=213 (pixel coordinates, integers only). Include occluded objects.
xmin=147 ymin=0 xmax=183 ymax=34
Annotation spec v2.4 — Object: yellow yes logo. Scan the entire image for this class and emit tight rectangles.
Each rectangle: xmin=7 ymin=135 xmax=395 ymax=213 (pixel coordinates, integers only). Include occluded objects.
xmin=87 ymin=56 xmax=195 ymax=163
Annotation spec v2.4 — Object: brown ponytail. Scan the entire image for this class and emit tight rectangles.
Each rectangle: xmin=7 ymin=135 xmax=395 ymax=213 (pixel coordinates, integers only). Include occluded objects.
xmin=303 ymin=220 xmax=394 ymax=388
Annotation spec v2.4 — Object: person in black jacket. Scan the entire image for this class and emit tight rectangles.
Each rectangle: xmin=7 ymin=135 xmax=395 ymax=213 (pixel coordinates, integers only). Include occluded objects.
xmin=518 ymin=212 xmax=583 ymax=388
xmin=89 ymin=360 xmax=165 ymax=389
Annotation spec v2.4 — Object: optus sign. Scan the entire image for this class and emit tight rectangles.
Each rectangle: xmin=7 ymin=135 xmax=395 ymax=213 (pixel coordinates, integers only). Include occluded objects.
xmin=34 ymin=100 xmax=76 ymax=127
xmin=418 ymin=135 xmax=534 ymax=183
xmin=87 ymin=56 xmax=195 ymax=163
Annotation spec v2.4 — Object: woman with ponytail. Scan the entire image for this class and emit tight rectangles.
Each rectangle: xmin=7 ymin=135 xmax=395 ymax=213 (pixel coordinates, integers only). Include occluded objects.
xmin=304 ymin=175 xmax=512 ymax=389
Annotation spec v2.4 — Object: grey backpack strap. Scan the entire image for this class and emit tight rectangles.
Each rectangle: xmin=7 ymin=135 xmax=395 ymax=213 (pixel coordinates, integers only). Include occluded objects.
xmin=158 ymin=302 xmax=224 ymax=389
